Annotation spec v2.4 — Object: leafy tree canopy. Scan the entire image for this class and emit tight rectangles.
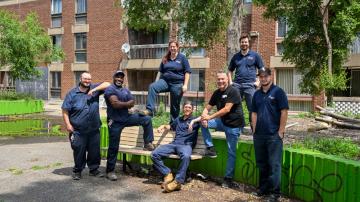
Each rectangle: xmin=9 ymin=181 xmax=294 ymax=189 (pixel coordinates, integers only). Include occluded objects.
xmin=0 ymin=10 xmax=63 ymax=80
xmin=254 ymin=0 xmax=360 ymax=95
xmin=121 ymin=0 xmax=233 ymax=48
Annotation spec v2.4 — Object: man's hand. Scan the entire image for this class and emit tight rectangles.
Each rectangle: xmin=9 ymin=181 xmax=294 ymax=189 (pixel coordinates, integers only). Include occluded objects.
xmin=182 ymin=85 xmax=187 ymax=93
xmin=66 ymin=123 xmax=74 ymax=133
xmin=201 ymin=114 xmax=211 ymax=121
xmin=188 ymin=120 xmax=194 ymax=132
xmin=87 ymin=89 xmax=97 ymax=95
xmin=278 ymin=129 xmax=285 ymax=139
xmin=201 ymin=120 xmax=208 ymax=128
xmin=157 ymin=125 xmax=168 ymax=133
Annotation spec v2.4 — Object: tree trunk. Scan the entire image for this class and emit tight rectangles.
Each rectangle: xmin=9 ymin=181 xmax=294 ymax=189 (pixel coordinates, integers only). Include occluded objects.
xmin=320 ymin=0 xmax=333 ymax=106
xmin=226 ymin=0 xmax=243 ymax=65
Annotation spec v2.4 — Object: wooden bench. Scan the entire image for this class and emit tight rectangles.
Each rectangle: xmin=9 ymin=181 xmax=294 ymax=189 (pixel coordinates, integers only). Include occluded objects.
xmin=113 ymin=126 xmax=206 ymax=171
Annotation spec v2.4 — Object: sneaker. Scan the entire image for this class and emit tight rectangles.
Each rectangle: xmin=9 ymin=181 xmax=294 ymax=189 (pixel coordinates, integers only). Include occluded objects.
xmin=252 ymin=190 xmax=269 ymax=197
xmin=106 ymin=171 xmax=117 ymax=181
xmin=164 ymin=180 xmax=181 ymax=193
xmin=205 ymin=147 xmax=217 ymax=158
xmin=139 ymin=109 xmax=153 ymax=116
xmin=221 ymin=177 xmax=233 ymax=188
xmin=72 ymin=172 xmax=81 ymax=180
xmin=144 ymin=143 xmax=155 ymax=151
xmin=266 ymin=194 xmax=280 ymax=202
xmin=161 ymin=173 xmax=174 ymax=189
xmin=89 ymin=169 xmax=104 ymax=178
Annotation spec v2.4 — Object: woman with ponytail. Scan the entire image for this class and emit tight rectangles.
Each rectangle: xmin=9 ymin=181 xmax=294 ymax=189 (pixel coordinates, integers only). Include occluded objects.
xmin=140 ymin=41 xmax=191 ymax=124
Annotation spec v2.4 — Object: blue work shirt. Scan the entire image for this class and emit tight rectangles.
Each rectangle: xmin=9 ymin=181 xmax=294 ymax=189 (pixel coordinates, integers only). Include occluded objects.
xmin=170 ymin=116 xmax=200 ymax=148
xmin=160 ymin=53 xmax=192 ymax=84
xmin=252 ymin=84 xmax=289 ymax=137
xmin=104 ymin=84 xmax=133 ymax=122
xmin=228 ymin=50 xmax=264 ymax=84
xmin=61 ymin=83 xmax=103 ymax=132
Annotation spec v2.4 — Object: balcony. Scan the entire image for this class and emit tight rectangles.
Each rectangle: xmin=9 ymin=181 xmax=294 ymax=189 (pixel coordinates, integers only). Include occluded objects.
xmin=129 ymin=44 xmax=206 ymax=59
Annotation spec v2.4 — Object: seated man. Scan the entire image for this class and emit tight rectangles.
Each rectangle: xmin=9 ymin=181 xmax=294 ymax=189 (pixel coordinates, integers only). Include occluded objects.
xmin=105 ymin=70 xmax=155 ymax=181
xmin=151 ymin=101 xmax=201 ymax=193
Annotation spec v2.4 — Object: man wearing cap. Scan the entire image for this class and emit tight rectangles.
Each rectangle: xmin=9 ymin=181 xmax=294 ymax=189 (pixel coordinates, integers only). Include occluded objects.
xmin=251 ymin=68 xmax=288 ymax=201
xmin=62 ymin=72 xmax=110 ymax=180
xmin=104 ymin=70 xmax=155 ymax=181
xmin=227 ymin=33 xmax=264 ymax=124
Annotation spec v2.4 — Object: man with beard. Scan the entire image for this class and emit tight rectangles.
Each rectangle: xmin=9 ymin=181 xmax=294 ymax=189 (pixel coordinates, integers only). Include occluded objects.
xmin=105 ymin=70 xmax=155 ymax=181
xmin=251 ymin=68 xmax=288 ymax=202
xmin=200 ymin=71 xmax=245 ymax=188
xmin=62 ymin=72 xmax=110 ymax=180
xmin=227 ymin=33 xmax=264 ymax=125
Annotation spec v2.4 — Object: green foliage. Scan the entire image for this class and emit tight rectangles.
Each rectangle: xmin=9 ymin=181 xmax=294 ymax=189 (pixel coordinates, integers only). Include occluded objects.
xmin=157 ymin=101 xmax=166 ymax=116
xmin=254 ymin=0 xmax=360 ymax=95
xmin=292 ymin=137 xmax=360 ymax=160
xmin=341 ymin=111 xmax=360 ymax=119
xmin=0 ymin=90 xmax=34 ymax=100
xmin=152 ymin=112 xmax=170 ymax=128
xmin=122 ymin=0 xmax=233 ymax=49
xmin=242 ymin=101 xmax=249 ymax=126
xmin=0 ymin=10 xmax=64 ymax=80
xmin=294 ymin=111 xmax=319 ymax=119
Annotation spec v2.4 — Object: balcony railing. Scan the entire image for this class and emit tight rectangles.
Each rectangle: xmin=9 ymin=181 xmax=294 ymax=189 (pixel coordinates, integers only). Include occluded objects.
xmin=129 ymin=44 xmax=206 ymax=59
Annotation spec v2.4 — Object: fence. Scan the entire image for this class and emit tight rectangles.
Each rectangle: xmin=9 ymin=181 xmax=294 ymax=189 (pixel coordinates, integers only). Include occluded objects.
xmin=100 ymin=126 xmax=360 ymax=202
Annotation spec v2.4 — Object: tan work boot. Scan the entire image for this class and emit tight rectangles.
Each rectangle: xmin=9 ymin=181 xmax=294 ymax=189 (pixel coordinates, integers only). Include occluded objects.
xmin=164 ymin=180 xmax=181 ymax=193
xmin=161 ymin=173 xmax=174 ymax=189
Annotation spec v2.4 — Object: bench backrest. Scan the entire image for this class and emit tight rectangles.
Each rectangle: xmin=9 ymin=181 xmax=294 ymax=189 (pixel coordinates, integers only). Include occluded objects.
xmin=119 ymin=126 xmax=206 ymax=155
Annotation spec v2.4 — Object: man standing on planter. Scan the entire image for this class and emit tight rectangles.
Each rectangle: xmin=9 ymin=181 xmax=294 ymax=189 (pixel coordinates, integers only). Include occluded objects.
xmin=251 ymin=68 xmax=288 ymax=202
xmin=62 ymin=72 xmax=110 ymax=180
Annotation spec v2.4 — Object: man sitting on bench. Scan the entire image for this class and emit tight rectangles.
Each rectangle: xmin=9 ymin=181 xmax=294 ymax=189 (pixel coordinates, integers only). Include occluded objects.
xmin=151 ymin=101 xmax=201 ymax=193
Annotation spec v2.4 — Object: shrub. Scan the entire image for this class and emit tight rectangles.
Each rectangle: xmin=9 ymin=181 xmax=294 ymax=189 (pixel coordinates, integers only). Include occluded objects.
xmin=0 ymin=91 xmax=34 ymax=100
xmin=291 ymin=137 xmax=360 ymax=160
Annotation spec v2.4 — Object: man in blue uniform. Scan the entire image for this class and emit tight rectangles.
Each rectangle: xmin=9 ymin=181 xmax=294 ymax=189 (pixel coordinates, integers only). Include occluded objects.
xmin=151 ymin=101 xmax=201 ymax=193
xmin=105 ymin=70 xmax=155 ymax=181
xmin=228 ymin=33 xmax=264 ymax=124
xmin=200 ymin=71 xmax=245 ymax=188
xmin=62 ymin=72 xmax=110 ymax=180
xmin=251 ymin=68 xmax=288 ymax=202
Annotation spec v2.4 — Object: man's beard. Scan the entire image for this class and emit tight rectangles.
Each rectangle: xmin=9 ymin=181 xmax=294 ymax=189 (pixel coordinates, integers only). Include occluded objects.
xmin=114 ymin=80 xmax=123 ymax=87
xmin=261 ymin=81 xmax=271 ymax=87
xmin=79 ymin=82 xmax=90 ymax=89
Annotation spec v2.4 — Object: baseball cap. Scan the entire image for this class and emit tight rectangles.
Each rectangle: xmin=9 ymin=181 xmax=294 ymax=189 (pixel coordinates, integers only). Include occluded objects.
xmin=113 ymin=70 xmax=125 ymax=77
xmin=257 ymin=67 xmax=271 ymax=76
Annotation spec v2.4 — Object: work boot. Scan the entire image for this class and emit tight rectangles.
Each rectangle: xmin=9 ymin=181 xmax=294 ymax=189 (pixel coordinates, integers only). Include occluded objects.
xmin=164 ymin=180 xmax=181 ymax=193
xmin=161 ymin=173 xmax=174 ymax=189
xmin=205 ymin=147 xmax=217 ymax=158
xmin=144 ymin=143 xmax=155 ymax=151
xmin=221 ymin=177 xmax=233 ymax=188
xmin=139 ymin=109 xmax=153 ymax=117
xmin=106 ymin=171 xmax=117 ymax=181
xmin=252 ymin=190 xmax=270 ymax=198
xmin=89 ymin=169 xmax=104 ymax=178
xmin=72 ymin=172 xmax=81 ymax=180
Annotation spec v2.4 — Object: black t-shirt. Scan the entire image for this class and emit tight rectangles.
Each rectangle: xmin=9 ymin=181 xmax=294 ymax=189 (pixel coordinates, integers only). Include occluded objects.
xmin=209 ymin=85 xmax=245 ymax=128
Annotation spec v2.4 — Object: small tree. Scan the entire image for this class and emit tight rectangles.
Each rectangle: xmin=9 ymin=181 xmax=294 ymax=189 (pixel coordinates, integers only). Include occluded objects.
xmin=0 ymin=10 xmax=63 ymax=81
xmin=254 ymin=0 xmax=360 ymax=105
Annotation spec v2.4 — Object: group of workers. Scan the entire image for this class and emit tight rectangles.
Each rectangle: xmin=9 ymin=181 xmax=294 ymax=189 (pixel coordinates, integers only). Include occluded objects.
xmin=62 ymin=33 xmax=288 ymax=202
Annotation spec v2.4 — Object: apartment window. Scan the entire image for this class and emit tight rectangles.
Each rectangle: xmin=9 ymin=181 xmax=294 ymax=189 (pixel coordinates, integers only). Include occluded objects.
xmin=188 ymin=69 xmax=205 ymax=92
xmin=75 ymin=33 xmax=87 ymax=63
xmin=74 ymin=71 xmax=85 ymax=84
xmin=75 ymin=0 xmax=87 ymax=24
xmin=52 ymin=35 xmax=62 ymax=48
xmin=276 ymin=43 xmax=284 ymax=55
xmin=51 ymin=0 xmax=62 ymax=14
xmin=50 ymin=72 xmax=61 ymax=98
xmin=334 ymin=69 xmax=360 ymax=97
xmin=276 ymin=68 xmax=304 ymax=95
xmin=277 ymin=17 xmax=289 ymax=38
xmin=243 ymin=0 xmax=252 ymax=3
xmin=51 ymin=0 xmax=62 ymax=28
xmin=350 ymin=33 xmax=360 ymax=54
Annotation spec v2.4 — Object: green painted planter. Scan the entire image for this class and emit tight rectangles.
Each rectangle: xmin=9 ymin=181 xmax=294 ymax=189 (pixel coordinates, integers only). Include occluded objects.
xmin=100 ymin=124 xmax=360 ymax=202
xmin=0 ymin=100 xmax=44 ymax=115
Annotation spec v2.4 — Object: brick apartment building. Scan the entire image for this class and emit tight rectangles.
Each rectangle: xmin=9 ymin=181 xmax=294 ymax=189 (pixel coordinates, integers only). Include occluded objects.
xmin=1 ymin=0 xmax=359 ymax=112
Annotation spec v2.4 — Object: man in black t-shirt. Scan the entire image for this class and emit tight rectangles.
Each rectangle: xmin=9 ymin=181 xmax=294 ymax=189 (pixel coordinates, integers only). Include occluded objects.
xmin=201 ymin=71 xmax=245 ymax=188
